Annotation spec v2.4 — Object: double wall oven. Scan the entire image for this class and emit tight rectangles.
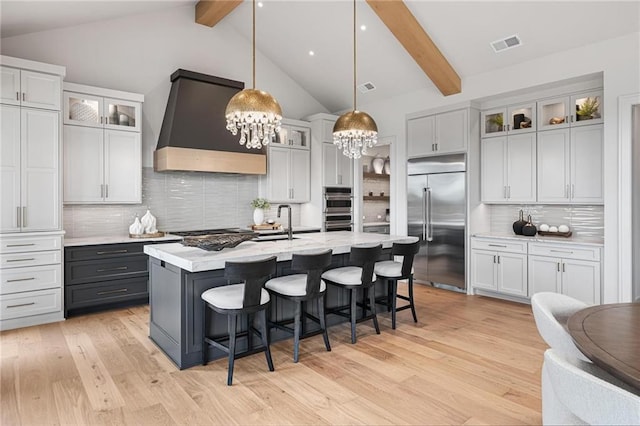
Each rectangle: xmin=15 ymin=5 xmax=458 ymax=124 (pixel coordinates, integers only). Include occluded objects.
xmin=323 ymin=187 xmax=353 ymax=231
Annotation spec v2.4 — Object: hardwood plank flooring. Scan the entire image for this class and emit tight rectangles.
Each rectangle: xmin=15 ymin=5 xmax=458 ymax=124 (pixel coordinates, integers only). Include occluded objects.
xmin=0 ymin=285 xmax=547 ymax=425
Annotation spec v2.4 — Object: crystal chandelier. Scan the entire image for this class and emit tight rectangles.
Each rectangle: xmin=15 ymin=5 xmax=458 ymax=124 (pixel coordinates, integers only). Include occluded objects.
xmin=333 ymin=0 xmax=378 ymax=159
xmin=226 ymin=0 xmax=282 ymax=149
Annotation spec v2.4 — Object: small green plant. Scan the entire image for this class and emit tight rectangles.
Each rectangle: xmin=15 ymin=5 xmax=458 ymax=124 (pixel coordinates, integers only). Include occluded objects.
xmin=251 ymin=198 xmax=271 ymax=209
xmin=488 ymin=114 xmax=504 ymax=129
xmin=577 ymin=97 xmax=599 ymax=117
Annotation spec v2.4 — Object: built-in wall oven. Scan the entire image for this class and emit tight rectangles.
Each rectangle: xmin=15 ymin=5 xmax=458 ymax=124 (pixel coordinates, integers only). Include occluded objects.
xmin=323 ymin=187 xmax=353 ymax=231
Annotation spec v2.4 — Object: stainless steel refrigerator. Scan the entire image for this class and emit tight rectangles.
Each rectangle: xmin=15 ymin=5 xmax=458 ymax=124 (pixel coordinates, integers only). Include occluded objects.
xmin=407 ymin=154 xmax=465 ymax=290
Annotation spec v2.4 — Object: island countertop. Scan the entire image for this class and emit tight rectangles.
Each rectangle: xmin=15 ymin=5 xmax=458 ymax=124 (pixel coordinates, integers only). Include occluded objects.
xmin=144 ymin=231 xmax=417 ymax=273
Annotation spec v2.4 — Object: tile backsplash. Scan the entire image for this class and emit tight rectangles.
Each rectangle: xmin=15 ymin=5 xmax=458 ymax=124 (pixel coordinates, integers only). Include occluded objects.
xmin=63 ymin=167 xmax=300 ymax=238
xmin=489 ymin=204 xmax=604 ymax=238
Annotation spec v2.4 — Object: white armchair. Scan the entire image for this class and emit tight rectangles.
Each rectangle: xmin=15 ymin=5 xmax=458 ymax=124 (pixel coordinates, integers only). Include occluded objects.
xmin=542 ymin=349 xmax=640 ymax=425
xmin=531 ymin=292 xmax=590 ymax=362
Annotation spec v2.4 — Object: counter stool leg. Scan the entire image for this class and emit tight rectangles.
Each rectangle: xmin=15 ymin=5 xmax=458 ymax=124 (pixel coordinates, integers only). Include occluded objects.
xmin=202 ymin=300 xmax=208 ymax=365
xmin=318 ymin=295 xmax=331 ymax=352
xmin=247 ymin=313 xmax=254 ymax=351
xmin=408 ymin=276 xmax=417 ymax=323
xmin=350 ymin=289 xmax=357 ymax=344
xmin=387 ymin=280 xmax=392 ymax=312
xmin=369 ymin=286 xmax=380 ymax=334
xmin=227 ymin=314 xmax=237 ymax=386
xmin=259 ymin=309 xmax=274 ymax=371
xmin=391 ymin=279 xmax=398 ymax=330
xmin=293 ymin=301 xmax=302 ymax=363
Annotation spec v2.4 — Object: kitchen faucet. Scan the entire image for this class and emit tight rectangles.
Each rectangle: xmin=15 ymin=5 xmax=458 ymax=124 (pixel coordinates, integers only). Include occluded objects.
xmin=277 ymin=204 xmax=293 ymax=240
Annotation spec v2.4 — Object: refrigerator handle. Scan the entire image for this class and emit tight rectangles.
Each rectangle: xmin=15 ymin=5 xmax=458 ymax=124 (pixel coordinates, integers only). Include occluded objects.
xmin=422 ymin=188 xmax=427 ymax=240
xmin=426 ymin=187 xmax=433 ymax=242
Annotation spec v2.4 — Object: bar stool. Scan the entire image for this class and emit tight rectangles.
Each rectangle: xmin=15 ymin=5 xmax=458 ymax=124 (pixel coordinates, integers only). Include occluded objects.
xmin=322 ymin=244 xmax=382 ymax=344
xmin=201 ymin=256 xmax=276 ymax=386
xmin=264 ymin=249 xmax=333 ymax=362
xmin=373 ymin=240 xmax=420 ymax=329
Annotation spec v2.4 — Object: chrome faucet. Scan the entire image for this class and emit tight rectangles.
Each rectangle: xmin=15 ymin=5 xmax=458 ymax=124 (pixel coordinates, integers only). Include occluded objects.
xmin=277 ymin=204 xmax=293 ymax=240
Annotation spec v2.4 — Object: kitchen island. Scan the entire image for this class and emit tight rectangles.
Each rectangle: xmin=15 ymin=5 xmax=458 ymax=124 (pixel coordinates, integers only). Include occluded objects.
xmin=144 ymin=231 xmax=416 ymax=369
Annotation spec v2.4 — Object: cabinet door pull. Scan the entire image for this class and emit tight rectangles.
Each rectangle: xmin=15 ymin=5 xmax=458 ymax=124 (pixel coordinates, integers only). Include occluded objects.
xmin=570 ymin=115 xmax=574 ymax=123
xmin=22 ymin=92 xmax=26 ymax=102
xmin=16 ymin=206 xmax=21 ymax=228
xmin=100 ymin=184 xmax=104 ymax=198
xmin=565 ymin=184 xmax=569 ymax=198
xmin=7 ymin=243 xmax=35 ymax=247
xmin=562 ymin=263 xmax=566 ymax=273
xmin=22 ymin=207 xmax=26 ymax=228
xmin=6 ymin=258 xmax=35 ymax=262
xmin=565 ymin=115 xmax=569 ymax=124
xmin=571 ymin=184 xmax=575 ymax=199
xmin=497 ymin=255 xmax=501 ymax=264
xmin=557 ymin=262 xmax=560 ymax=272
xmin=435 ymin=143 xmax=438 ymax=151
xmin=96 ymin=266 xmax=128 ymax=273
xmin=507 ymin=186 xmax=511 ymax=199
xmin=7 ymin=277 xmax=36 ymax=283
xmin=105 ymin=185 xmax=109 ymax=198
xmin=95 ymin=249 xmax=128 ymax=255
xmin=503 ymin=186 xmax=507 ymax=199
xmin=493 ymin=255 xmax=496 ymax=263
xmin=7 ymin=302 xmax=35 ymax=309
xmin=16 ymin=92 xmax=20 ymax=101
xmin=488 ymin=244 xmax=507 ymax=248
xmin=97 ymin=288 xmax=128 ymax=296
xmin=550 ymin=249 xmax=573 ymax=254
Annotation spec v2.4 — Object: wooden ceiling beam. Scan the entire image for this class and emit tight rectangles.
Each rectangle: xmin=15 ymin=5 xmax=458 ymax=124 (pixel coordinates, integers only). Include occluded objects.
xmin=195 ymin=0 xmax=242 ymax=27
xmin=366 ymin=0 xmax=461 ymax=96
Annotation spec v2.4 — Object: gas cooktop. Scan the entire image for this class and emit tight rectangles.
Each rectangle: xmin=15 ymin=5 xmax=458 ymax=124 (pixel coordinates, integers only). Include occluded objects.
xmin=169 ymin=228 xmax=254 ymax=237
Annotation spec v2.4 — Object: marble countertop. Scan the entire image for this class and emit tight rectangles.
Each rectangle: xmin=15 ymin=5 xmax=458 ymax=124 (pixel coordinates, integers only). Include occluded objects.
xmin=144 ymin=231 xmax=418 ymax=273
xmin=472 ymin=232 xmax=604 ymax=247
xmin=64 ymin=234 xmax=182 ymax=247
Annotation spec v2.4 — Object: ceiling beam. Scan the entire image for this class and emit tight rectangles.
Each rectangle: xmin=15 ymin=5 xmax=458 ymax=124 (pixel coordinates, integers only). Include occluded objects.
xmin=366 ymin=0 xmax=461 ymax=96
xmin=195 ymin=0 xmax=242 ymax=27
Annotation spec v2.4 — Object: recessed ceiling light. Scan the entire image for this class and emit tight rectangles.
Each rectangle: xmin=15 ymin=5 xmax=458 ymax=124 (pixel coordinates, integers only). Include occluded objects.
xmin=257 ymin=1 xmax=264 ymax=7
xmin=309 ymin=50 xmax=315 ymax=56
xmin=360 ymin=25 xmax=367 ymax=31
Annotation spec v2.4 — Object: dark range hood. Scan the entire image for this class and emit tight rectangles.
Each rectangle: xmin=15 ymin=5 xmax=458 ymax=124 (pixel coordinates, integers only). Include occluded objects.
xmin=154 ymin=69 xmax=267 ymax=174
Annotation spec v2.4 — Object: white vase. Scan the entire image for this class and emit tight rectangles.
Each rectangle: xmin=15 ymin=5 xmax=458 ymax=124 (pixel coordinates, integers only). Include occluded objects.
xmin=253 ymin=208 xmax=265 ymax=225
xmin=141 ymin=210 xmax=157 ymax=234
xmin=372 ymin=156 xmax=385 ymax=174
xmin=129 ymin=216 xmax=144 ymax=235
xmin=383 ymin=157 xmax=391 ymax=174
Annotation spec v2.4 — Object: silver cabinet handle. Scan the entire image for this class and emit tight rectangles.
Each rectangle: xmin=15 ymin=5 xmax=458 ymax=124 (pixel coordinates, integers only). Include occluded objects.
xmin=7 ymin=243 xmax=35 ymax=247
xmin=22 ymin=92 xmax=25 ymax=102
xmin=16 ymin=92 xmax=19 ymax=101
xmin=497 ymin=255 xmax=501 ymax=264
xmin=571 ymin=184 xmax=575 ymax=198
xmin=565 ymin=184 xmax=569 ymax=198
xmin=493 ymin=255 xmax=497 ymax=263
xmin=97 ymin=288 xmax=128 ymax=296
xmin=562 ymin=263 xmax=566 ymax=273
xmin=557 ymin=262 xmax=560 ymax=272
xmin=7 ymin=302 xmax=35 ymax=309
xmin=96 ymin=250 xmax=128 ymax=255
xmin=507 ymin=186 xmax=511 ymax=199
xmin=7 ymin=277 xmax=35 ymax=283
xmin=550 ymin=249 xmax=573 ymax=254
xmin=488 ymin=244 xmax=507 ymax=248
xmin=570 ymin=115 xmax=574 ymax=123
xmin=6 ymin=258 xmax=35 ymax=262
xmin=100 ymin=184 xmax=104 ymax=198
xmin=422 ymin=188 xmax=427 ymax=240
xmin=16 ymin=207 xmax=21 ymax=228
xmin=22 ymin=206 xmax=26 ymax=228
xmin=96 ymin=266 xmax=128 ymax=273
xmin=503 ymin=186 xmax=507 ymax=199
xmin=105 ymin=184 xmax=109 ymax=198
xmin=565 ymin=115 xmax=569 ymax=124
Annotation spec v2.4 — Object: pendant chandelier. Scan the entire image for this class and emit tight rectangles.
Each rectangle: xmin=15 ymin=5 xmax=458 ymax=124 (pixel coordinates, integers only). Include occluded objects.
xmin=225 ymin=0 xmax=282 ymax=149
xmin=333 ymin=0 xmax=378 ymax=159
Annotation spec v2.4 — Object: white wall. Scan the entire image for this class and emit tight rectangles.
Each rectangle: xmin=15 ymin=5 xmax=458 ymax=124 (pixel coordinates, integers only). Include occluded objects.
xmin=633 ymin=104 xmax=640 ymax=301
xmin=357 ymin=32 xmax=640 ymax=303
xmin=0 ymin=5 xmax=328 ymax=167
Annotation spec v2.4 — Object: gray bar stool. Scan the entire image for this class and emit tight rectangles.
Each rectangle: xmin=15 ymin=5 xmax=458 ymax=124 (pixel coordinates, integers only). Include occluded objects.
xmin=373 ymin=240 xmax=420 ymax=329
xmin=201 ymin=256 xmax=276 ymax=386
xmin=322 ymin=244 xmax=382 ymax=344
xmin=264 ymin=249 xmax=333 ymax=362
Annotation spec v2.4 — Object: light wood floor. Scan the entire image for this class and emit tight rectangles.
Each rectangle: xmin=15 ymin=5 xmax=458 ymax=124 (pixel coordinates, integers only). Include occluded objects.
xmin=1 ymin=285 xmax=546 ymax=425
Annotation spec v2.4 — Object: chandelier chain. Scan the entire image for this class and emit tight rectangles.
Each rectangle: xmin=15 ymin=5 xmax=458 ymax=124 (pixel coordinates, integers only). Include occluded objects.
xmin=252 ymin=0 xmax=256 ymax=89
xmin=353 ymin=0 xmax=356 ymax=111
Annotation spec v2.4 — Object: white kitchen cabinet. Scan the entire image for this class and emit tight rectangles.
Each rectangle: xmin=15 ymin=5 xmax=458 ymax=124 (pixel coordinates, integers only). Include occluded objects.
xmin=64 ymin=126 xmax=141 ymax=204
xmin=1 ymin=105 xmax=60 ymax=233
xmin=537 ymin=125 xmax=603 ymax=203
xmin=323 ymin=142 xmax=353 ymax=187
xmin=471 ymin=238 xmax=528 ymax=297
xmin=481 ymin=102 xmax=536 ymax=138
xmin=528 ymin=242 xmax=601 ymax=305
xmin=537 ymin=90 xmax=603 ymax=131
xmin=407 ymin=109 xmax=468 ymax=157
xmin=0 ymin=65 xmax=61 ymax=110
xmin=262 ymin=145 xmax=310 ymax=203
xmin=64 ymin=84 xmax=141 ymax=132
xmin=0 ymin=233 xmax=64 ymax=331
xmin=481 ymin=133 xmax=536 ymax=203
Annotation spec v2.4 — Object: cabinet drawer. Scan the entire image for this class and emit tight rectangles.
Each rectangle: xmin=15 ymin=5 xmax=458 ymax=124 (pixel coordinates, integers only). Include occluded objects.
xmin=0 ymin=235 xmax=62 ymax=254
xmin=0 ymin=288 xmax=62 ymax=320
xmin=66 ymin=255 xmax=148 ymax=285
xmin=1 ymin=264 xmax=62 ymax=295
xmin=528 ymin=243 xmax=601 ymax=261
xmin=0 ymin=250 xmax=61 ymax=269
xmin=471 ymin=238 xmax=527 ymax=254
xmin=65 ymin=277 xmax=148 ymax=310
xmin=65 ymin=242 xmax=145 ymax=261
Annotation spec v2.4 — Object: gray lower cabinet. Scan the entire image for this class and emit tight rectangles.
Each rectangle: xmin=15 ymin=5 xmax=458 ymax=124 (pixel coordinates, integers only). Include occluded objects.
xmin=149 ymin=249 xmax=391 ymax=369
xmin=64 ymin=242 xmax=152 ymax=316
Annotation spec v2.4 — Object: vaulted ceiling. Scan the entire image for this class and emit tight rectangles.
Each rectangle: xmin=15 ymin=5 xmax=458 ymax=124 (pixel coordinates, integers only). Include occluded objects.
xmin=2 ymin=1 xmax=639 ymax=113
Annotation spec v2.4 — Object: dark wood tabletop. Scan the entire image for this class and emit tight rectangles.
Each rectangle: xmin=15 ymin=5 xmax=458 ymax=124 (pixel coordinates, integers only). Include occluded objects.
xmin=568 ymin=303 xmax=640 ymax=390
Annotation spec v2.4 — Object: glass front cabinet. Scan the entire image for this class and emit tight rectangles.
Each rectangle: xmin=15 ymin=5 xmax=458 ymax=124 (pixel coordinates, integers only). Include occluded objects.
xmin=64 ymin=91 xmax=141 ymax=132
xmin=481 ymin=102 xmax=536 ymax=137
xmin=537 ymin=90 xmax=603 ymax=131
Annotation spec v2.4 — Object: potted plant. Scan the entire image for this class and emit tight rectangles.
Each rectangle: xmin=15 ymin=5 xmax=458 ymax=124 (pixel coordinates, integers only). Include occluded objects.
xmin=251 ymin=198 xmax=270 ymax=225
xmin=576 ymin=97 xmax=600 ymax=120
xmin=487 ymin=114 xmax=504 ymax=132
